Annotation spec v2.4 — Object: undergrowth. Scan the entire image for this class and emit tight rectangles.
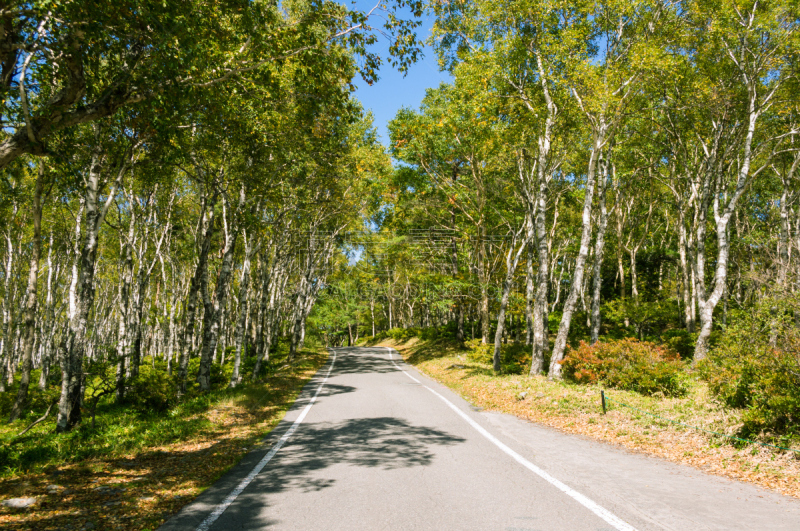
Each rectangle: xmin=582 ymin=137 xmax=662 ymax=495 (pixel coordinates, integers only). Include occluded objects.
xmin=0 ymin=346 xmax=323 ymax=478
xmin=0 ymin=348 xmax=328 ymax=531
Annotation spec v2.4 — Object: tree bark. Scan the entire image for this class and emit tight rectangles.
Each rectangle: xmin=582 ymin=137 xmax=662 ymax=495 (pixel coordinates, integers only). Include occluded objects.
xmin=230 ymin=231 xmax=253 ymax=388
xmin=525 ymin=243 xmax=534 ymax=347
xmin=777 ymin=153 xmax=799 ymax=288
xmin=178 ymin=195 xmax=215 ymax=394
xmin=57 ymin=146 xmax=127 ymax=432
xmin=694 ymin=92 xmax=761 ymax=361
xmin=9 ymin=162 xmax=45 ymax=422
xmin=0 ymin=230 xmax=16 ymax=392
xmin=493 ymin=226 xmax=528 ymax=371
xmin=198 ymin=195 xmax=240 ymax=391
xmin=589 ymin=156 xmax=610 ymax=344
xmin=115 ymin=211 xmax=135 ymax=402
xmin=677 ymin=210 xmax=695 ymax=332
xmin=549 ymin=125 xmax=606 ymax=379
xmin=38 ymin=234 xmax=58 ymax=390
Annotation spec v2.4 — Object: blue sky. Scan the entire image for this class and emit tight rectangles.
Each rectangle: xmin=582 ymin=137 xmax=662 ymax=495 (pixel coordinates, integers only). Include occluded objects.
xmin=351 ymin=6 xmax=452 ymax=147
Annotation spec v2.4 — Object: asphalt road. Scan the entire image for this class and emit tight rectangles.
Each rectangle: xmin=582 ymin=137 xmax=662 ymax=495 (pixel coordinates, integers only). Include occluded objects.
xmin=160 ymin=346 xmax=800 ymax=530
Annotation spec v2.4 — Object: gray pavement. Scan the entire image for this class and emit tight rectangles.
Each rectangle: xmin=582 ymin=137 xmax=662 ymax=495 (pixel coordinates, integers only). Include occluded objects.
xmin=160 ymin=347 xmax=800 ymax=530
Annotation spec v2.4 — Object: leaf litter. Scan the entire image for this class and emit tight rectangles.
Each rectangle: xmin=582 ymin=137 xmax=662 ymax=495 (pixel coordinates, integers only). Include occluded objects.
xmin=0 ymin=350 xmax=328 ymax=530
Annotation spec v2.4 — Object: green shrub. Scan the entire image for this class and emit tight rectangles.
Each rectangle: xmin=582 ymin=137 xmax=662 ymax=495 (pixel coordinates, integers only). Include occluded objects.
xmin=419 ymin=327 xmax=440 ymax=340
xmin=385 ymin=327 xmax=420 ymax=342
xmin=126 ymin=363 xmax=178 ymax=414
xmin=122 ymin=354 xmax=239 ymax=414
xmin=561 ymin=338 xmax=687 ymax=396
xmin=662 ymin=329 xmax=696 ymax=359
xmin=701 ymin=294 xmax=800 ymax=436
xmin=466 ymin=339 xmax=530 ymax=374
xmin=465 ymin=338 xmax=492 ymax=364
xmin=604 ymin=298 xmax=682 ymax=341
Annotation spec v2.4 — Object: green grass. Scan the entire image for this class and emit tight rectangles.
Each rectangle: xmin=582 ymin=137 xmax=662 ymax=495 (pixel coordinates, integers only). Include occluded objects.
xmin=0 ymin=338 xmax=320 ymax=478
xmin=0 ymin=347 xmax=329 ymax=530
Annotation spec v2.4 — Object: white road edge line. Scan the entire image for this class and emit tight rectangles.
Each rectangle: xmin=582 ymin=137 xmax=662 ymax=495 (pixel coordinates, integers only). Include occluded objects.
xmin=384 ymin=347 xmax=638 ymax=531
xmin=195 ymin=349 xmax=338 ymax=531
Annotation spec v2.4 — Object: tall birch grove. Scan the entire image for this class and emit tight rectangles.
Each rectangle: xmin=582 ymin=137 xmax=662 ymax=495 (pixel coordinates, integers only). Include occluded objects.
xmin=0 ymin=0 xmax=417 ymax=431
xmin=1 ymin=0 xmax=799 ymax=437
xmin=329 ymin=0 xmax=798 ymax=378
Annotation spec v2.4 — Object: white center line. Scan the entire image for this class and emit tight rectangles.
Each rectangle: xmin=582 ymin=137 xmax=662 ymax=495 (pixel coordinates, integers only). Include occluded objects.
xmin=196 ymin=349 xmax=338 ymax=531
xmin=384 ymin=347 xmax=638 ymax=531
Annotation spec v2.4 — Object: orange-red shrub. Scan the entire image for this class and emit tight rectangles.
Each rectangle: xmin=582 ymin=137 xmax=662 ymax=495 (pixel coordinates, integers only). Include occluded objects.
xmin=560 ymin=338 xmax=687 ymax=396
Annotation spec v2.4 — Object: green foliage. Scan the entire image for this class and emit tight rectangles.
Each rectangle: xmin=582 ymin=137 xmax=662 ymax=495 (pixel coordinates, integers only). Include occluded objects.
xmin=561 ymin=338 xmax=688 ymax=396
xmin=604 ymin=298 xmax=682 ymax=341
xmin=186 ymin=357 xmax=229 ymax=390
xmin=662 ymin=329 xmax=696 ymax=359
xmin=0 ymin=351 xmax=328 ymax=477
xmin=366 ymin=327 xmax=449 ymax=343
xmin=385 ymin=327 xmax=422 ymax=341
xmin=701 ymin=294 xmax=800 ymax=437
xmin=126 ymin=363 xmax=179 ymax=414
xmin=466 ymin=339 xmax=529 ymax=374
xmin=417 ymin=325 xmax=459 ymax=341
xmin=0 ymin=371 xmax=60 ymax=425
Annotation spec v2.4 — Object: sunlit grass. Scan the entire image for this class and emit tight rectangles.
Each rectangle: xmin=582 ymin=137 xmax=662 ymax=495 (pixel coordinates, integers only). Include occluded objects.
xmin=0 ymin=348 xmax=328 ymax=530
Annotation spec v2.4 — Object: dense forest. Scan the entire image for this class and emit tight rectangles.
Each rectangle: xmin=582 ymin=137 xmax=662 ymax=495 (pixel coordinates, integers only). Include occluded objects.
xmin=314 ymin=0 xmax=800 ymax=437
xmin=0 ymin=0 xmax=421 ymax=434
xmin=1 ymin=0 xmax=799 ymax=448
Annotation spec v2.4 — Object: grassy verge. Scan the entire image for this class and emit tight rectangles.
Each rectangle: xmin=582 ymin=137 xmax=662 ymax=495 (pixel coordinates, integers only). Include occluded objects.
xmin=375 ymin=337 xmax=800 ymax=499
xmin=0 ymin=349 xmax=328 ymax=531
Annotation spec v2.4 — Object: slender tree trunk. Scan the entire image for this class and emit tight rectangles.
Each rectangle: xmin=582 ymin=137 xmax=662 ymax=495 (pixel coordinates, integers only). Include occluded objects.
xmin=9 ymin=163 xmax=44 ymax=422
xmin=530 ymin=169 xmax=551 ymax=375
xmin=678 ymin=212 xmax=695 ymax=332
xmin=370 ymin=299 xmax=375 ymax=337
xmin=38 ymin=235 xmax=57 ymax=390
xmin=58 ymin=148 xmax=126 ymax=432
xmin=590 ymin=157 xmax=610 ymax=344
xmin=253 ymin=260 xmax=288 ymax=380
xmin=478 ymin=238 xmax=490 ymax=344
xmin=178 ymin=198 xmax=215 ymax=394
xmin=493 ymin=230 xmax=528 ymax=371
xmin=549 ymin=128 xmax=605 ymax=379
xmin=0 ymin=231 xmax=15 ymax=393
xmin=449 ymin=165 xmax=465 ymax=342
xmin=115 ymin=215 xmax=135 ymax=402
xmin=694 ymin=94 xmax=760 ymax=361
xmin=630 ymin=248 xmax=639 ymax=304
xmin=778 ymin=154 xmax=800 ymax=288
xmin=525 ymin=243 xmax=534 ymax=346
xmin=198 ymin=196 xmax=240 ymax=392
xmin=230 ymin=232 xmax=252 ymax=388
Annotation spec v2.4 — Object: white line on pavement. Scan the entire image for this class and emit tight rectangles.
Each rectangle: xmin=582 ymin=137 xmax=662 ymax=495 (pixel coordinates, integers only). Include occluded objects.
xmin=384 ymin=347 xmax=638 ymax=531
xmin=195 ymin=349 xmax=338 ymax=531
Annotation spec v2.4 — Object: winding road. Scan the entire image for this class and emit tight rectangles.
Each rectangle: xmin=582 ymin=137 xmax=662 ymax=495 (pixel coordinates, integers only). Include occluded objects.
xmin=159 ymin=346 xmax=800 ymax=530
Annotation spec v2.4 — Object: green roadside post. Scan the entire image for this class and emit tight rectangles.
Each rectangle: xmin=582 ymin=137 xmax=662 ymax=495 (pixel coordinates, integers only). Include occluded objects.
xmin=601 ymin=390 xmax=606 ymax=414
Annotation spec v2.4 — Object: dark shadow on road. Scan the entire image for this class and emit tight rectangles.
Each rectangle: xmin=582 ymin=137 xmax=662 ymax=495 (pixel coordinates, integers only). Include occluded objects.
xmin=211 ymin=416 xmax=467 ymax=528
xmin=309 ymin=383 xmax=357 ymax=398
xmin=326 ymin=347 xmax=401 ymax=375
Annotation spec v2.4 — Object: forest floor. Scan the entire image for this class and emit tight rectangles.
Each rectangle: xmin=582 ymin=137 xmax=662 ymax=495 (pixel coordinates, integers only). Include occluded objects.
xmin=369 ymin=336 xmax=800 ymax=500
xmin=0 ymin=349 xmax=328 ymax=531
